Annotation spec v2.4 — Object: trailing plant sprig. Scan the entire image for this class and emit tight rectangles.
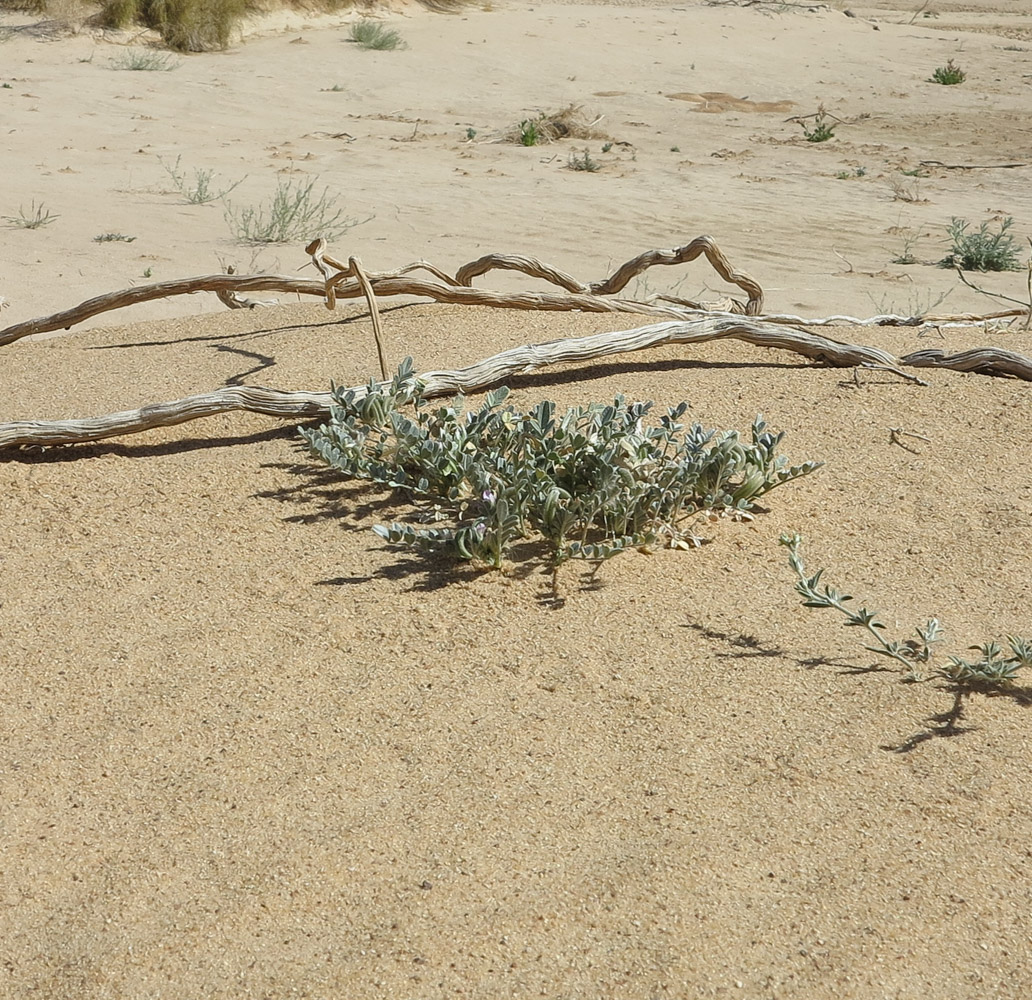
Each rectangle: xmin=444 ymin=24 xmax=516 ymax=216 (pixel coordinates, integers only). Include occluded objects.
xmin=303 ymin=361 xmax=822 ymax=585
xmin=780 ymin=533 xmax=1032 ymax=687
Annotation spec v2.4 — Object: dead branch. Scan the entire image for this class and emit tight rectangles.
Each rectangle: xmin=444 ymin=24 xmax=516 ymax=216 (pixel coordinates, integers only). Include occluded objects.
xmin=0 ymin=238 xmax=762 ymax=347
xmin=919 ymin=160 xmax=1030 ymax=170
xmin=0 ymin=316 xmax=898 ymax=449
xmin=899 ymin=347 xmax=1032 ymax=380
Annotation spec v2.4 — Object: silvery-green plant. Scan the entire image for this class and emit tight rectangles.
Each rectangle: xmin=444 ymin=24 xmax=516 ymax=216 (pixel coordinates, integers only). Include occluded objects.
xmin=780 ymin=533 xmax=1032 ymax=687
xmin=303 ymin=361 xmax=821 ymax=587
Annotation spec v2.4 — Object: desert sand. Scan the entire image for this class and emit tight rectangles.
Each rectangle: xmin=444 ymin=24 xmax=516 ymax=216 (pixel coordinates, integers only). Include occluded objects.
xmin=2 ymin=1 xmax=1032 ymax=997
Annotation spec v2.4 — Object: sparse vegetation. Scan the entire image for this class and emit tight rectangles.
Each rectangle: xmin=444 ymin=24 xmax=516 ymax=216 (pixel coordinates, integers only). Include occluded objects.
xmin=835 ymin=166 xmax=866 ymax=179
xmin=3 ymin=200 xmax=59 ymax=229
xmin=108 ymin=47 xmax=180 ymax=70
xmin=781 ymin=533 xmax=1032 ymax=691
xmin=929 ymin=58 xmax=966 ymax=85
xmin=303 ymin=361 xmax=821 ymax=595
xmin=93 ymin=232 xmax=137 ymax=242
xmin=224 ymin=177 xmax=364 ymax=244
xmin=159 ymin=155 xmax=246 ymax=204
xmin=939 ymin=216 xmax=1023 ymax=271
xmin=890 ymin=228 xmax=919 ymax=264
xmin=888 ymin=174 xmax=923 ymax=203
xmin=567 ymin=149 xmax=601 ymax=172
xmin=799 ymin=105 xmax=836 ymax=143
xmin=502 ymin=105 xmax=607 ymax=147
xmin=348 ymin=19 xmax=405 ymax=51
xmin=101 ymin=0 xmax=246 ymax=52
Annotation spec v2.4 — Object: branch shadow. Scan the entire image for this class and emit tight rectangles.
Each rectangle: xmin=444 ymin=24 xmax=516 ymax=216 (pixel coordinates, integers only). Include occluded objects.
xmin=1 ymin=423 xmax=303 ymax=464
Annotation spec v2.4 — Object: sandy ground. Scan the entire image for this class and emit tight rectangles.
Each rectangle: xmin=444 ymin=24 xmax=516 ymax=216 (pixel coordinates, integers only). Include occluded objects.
xmin=2 ymin=2 xmax=1032 ymax=998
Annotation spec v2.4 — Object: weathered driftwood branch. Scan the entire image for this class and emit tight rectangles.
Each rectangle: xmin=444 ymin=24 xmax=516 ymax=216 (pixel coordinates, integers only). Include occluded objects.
xmin=900 ymin=347 xmax=1032 ymax=380
xmin=0 ymin=317 xmax=898 ymax=449
xmin=0 ymin=239 xmax=761 ymax=347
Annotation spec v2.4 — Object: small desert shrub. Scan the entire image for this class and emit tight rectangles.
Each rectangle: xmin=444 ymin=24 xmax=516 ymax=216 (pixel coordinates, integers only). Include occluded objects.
xmin=108 ymin=47 xmax=180 ymax=70
xmin=939 ymin=216 xmax=1022 ymax=271
xmin=93 ymin=232 xmax=136 ymax=242
xmin=504 ymin=105 xmax=607 ymax=147
xmin=3 ymin=200 xmax=59 ymax=229
xmin=800 ymin=105 xmax=836 ymax=143
xmin=100 ymin=0 xmax=245 ymax=51
xmin=348 ymin=19 xmax=405 ymax=51
xmin=303 ymin=362 xmax=821 ymax=582
xmin=224 ymin=177 xmax=362 ymax=244
xmin=159 ymin=154 xmax=246 ymax=204
xmin=781 ymin=533 xmax=1032 ymax=688
xmin=567 ymin=149 xmax=601 ymax=172
xmin=929 ymin=58 xmax=965 ymax=85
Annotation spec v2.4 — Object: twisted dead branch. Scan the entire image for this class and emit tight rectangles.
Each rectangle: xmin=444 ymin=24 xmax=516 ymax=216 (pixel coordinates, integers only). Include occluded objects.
xmin=0 ymin=316 xmax=898 ymax=449
xmin=2 ymin=238 xmax=1030 ymax=451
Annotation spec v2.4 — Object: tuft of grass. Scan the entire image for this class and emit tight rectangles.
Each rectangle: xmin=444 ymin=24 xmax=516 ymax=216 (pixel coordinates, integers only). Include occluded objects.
xmin=888 ymin=174 xmax=922 ymax=203
xmin=101 ymin=0 xmax=245 ymax=52
xmin=929 ymin=58 xmax=966 ymax=85
xmin=348 ymin=20 xmax=405 ymax=51
xmin=503 ymin=104 xmax=608 ymax=147
xmin=3 ymin=200 xmax=59 ymax=229
xmin=939 ymin=216 xmax=1022 ymax=271
xmin=835 ymin=166 xmax=866 ymax=179
xmin=108 ymin=48 xmax=180 ymax=70
xmin=567 ymin=148 xmax=601 ymax=172
xmin=159 ymin=154 xmax=246 ymax=204
xmin=93 ymin=232 xmax=137 ymax=242
xmin=224 ymin=177 xmax=364 ymax=244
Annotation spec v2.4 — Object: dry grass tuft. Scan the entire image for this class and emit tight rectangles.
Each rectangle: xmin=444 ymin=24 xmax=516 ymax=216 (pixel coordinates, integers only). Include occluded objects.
xmin=494 ymin=104 xmax=609 ymax=146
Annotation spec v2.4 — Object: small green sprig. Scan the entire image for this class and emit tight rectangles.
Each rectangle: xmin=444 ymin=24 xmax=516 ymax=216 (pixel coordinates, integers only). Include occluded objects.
xmin=780 ymin=533 xmax=1032 ymax=688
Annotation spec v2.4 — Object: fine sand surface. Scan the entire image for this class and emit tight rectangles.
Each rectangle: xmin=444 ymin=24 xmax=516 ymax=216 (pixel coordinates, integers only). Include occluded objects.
xmin=3 ymin=2 xmax=1032 ymax=998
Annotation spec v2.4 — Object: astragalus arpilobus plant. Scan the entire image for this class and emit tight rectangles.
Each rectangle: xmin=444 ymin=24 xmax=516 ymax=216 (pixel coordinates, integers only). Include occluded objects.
xmin=303 ymin=360 xmax=821 ymax=577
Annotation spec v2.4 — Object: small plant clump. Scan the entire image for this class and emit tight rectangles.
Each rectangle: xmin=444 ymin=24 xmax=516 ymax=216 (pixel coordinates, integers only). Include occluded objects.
xmin=348 ymin=20 xmax=405 ymax=51
xmin=224 ymin=177 xmax=363 ymax=244
xmin=3 ymin=200 xmax=59 ymax=229
xmin=939 ymin=216 xmax=1023 ymax=272
xmin=93 ymin=232 xmax=137 ymax=242
xmin=101 ymin=0 xmax=245 ymax=52
xmin=108 ymin=48 xmax=181 ymax=70
xmin=505 ymin=105 xmax=607 ymax=147
xmin=780 ymin=533 xmax=1032 ymax=688
xmin=159 ymin=154 xmax=246 ymax=204
xmin=800 ymin=105 xmax=836 ymax=143
xmin=303 ymin=361 xmax=822 ymax=587
xmin=567 ymin=149 xmax=601 ymax=172
xmin=929 ymin=58 xmax=966 ymax=85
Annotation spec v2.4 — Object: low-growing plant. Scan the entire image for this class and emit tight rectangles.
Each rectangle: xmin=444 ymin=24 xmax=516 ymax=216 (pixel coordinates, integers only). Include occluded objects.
xmin=890 ymin=229 xmax=919 ymax=264
xmin=224 ymin=177 xmax=363 ymax=244
xmin=108 ymin=48 xmax=180 ymax=71
xmin=800 ymin=105 xmax=836 ymax=143
xmin=518 ymin=118 xmax=540 ymax=146
xmin=780 ymin=533 xmax=1032 ymax=688
xmin=303 ymin=362 xmax=822 ymax=592
xmin=835 ymin=166 xmax=866 ymax=180
xmin=939 ymin=216 xmax=1022 ymax=271
xmin=348 ymin=19 xmax=405 ymax=51
xmin=929 ymin=58 xmax=965 ymax=85
xmin=93 ymin=232 xmax=136 ymax=242
xmin=159 ymin=154 xmax=246 ymax=204
xmin=567 ymin=148 xmax=601 ymax=172
xmin=3 ymin=200 xmax=59 ymax=229
xmin=888 ymin=174 xmax=922 ymax=203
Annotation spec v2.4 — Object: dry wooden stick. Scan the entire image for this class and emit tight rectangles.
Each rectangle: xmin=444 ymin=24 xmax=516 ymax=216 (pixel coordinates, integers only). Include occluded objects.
xmin=899 ymin=347 xmax=1032 ymax=380
xmin=349 ymin=255 xmax=389 ymax=381
xmin=0 ymin=316 xmax=898 ymax=450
